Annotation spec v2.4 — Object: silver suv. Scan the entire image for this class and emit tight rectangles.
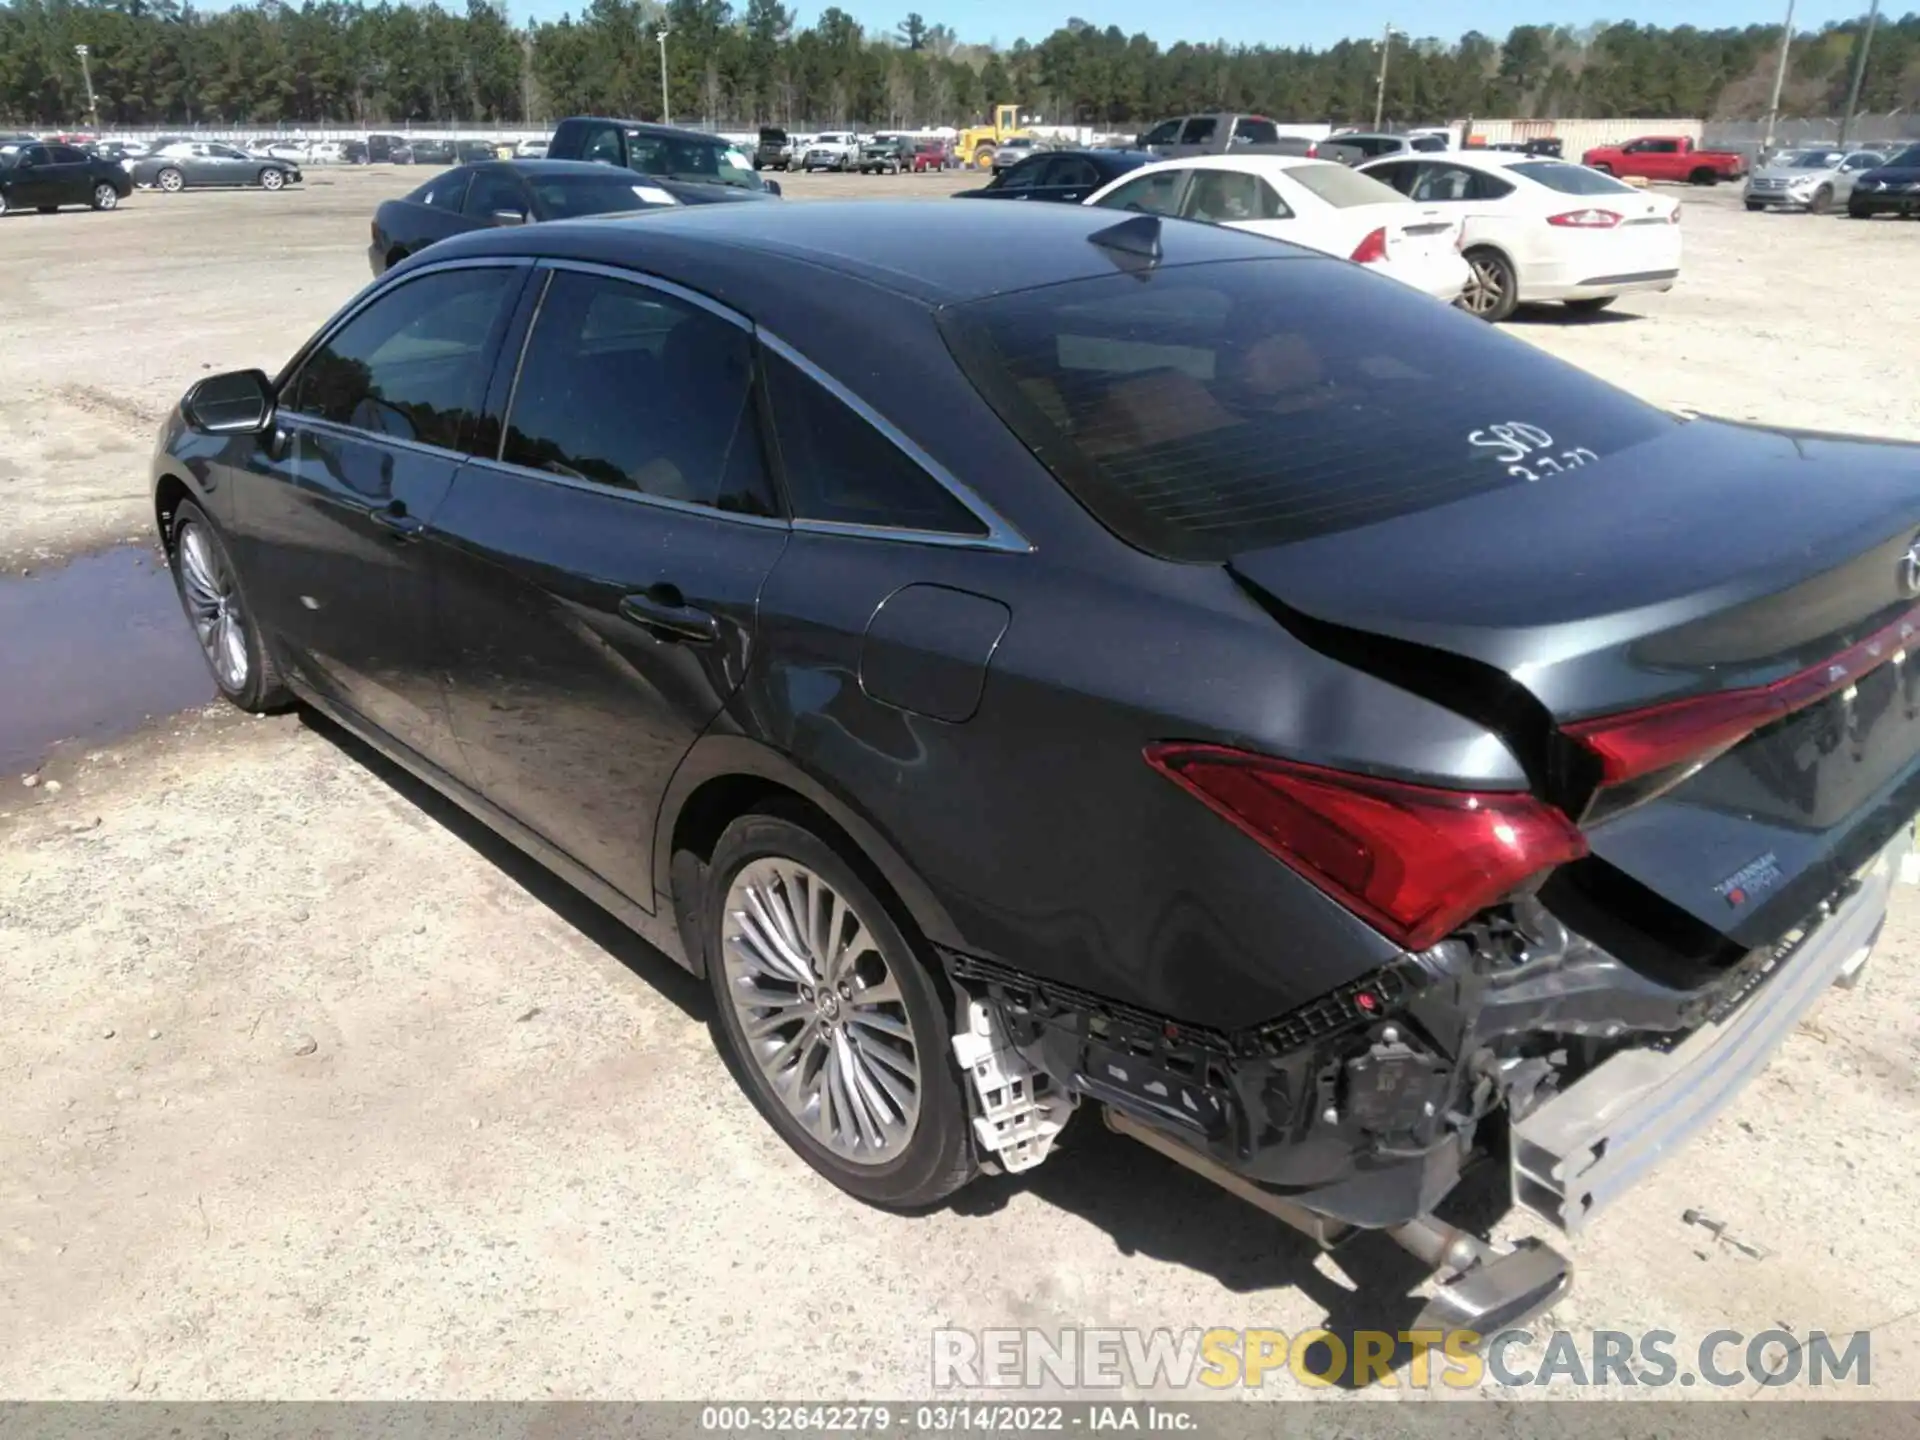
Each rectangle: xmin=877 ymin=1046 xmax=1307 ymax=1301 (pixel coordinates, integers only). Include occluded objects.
xmin=1744 ymin=146 xmax=1886 ymax=213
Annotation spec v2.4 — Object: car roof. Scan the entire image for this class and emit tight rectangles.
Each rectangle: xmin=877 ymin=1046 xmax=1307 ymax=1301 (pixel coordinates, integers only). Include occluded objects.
xmin=1126 ymin=154 xmax=1342 ymax=177
xmin=419 ymin=197 xmax=1316 ymax=306
xmin=478 ymin=159 xmax=637 ymax=178
xmin=560 ymin=117 xmax=742 ymax=144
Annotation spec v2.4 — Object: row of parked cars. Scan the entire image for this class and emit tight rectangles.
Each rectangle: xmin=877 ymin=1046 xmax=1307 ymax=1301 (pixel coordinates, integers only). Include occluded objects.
xmin=1740 ymin=142 xmax=1920 ymax=217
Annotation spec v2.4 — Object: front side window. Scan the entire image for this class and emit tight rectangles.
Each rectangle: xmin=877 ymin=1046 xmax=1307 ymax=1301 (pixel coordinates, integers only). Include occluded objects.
xmin=581 ymin=125 xmax=625 ymax=165
xmin=1140 ymin=120 xmax=1182 ymax=146
xmin=995 ymin=157 xmax=1045 ymax=191
xmin=463 ymin=169 xmax=527 ymax=219
xmin=502 ymin=271 xmax=775 ymax=516
xmin=1182 ymin=169 xmax=1287 ymax=223
xmin=286 ymin=266 xmax=515 ymax=452
xmin=1045 ymin=155 xmax=1102 ymax=189
xmin=1366 ymin=161 xmax=1418 ymax=196
xmin=1179 ymin=117 xmax=1218 ymax=145
xmin=411 ymin=169 xmax=472 ymax=209
xmin=764 ymin=351 xmax=986 ymax=536
xmin=940 ymin=260 xmax=1671 ymax=561
xmin=1092 ymin=168 xmax=1187 ymax=215
xmin=49 ymin=145 xmax=88 ymax=164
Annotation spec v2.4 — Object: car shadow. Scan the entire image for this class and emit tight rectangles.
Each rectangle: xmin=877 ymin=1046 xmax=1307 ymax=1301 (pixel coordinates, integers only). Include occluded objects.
xmin=301 ymin=703 xmax=1517 ymax=1387
xmin=297 ymin=707 xmax=708 ymax=1022
xmin=1506 ymin=303 xmax=1640 ymax=326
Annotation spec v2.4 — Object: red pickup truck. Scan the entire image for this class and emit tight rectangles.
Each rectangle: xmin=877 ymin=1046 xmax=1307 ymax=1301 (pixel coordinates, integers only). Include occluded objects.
xmin=1581 ymin=135 xmax=1746 ymax=185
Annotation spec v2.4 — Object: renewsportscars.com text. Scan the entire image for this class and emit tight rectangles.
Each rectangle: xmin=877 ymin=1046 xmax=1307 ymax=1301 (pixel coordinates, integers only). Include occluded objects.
xmin=932 ymin=1327 xmax=1872 ymax=1391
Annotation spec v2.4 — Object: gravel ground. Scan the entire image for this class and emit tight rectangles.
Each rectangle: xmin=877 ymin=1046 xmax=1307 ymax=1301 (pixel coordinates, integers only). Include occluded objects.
xmin=1 ymin=165 xmax=1918 ymax=1401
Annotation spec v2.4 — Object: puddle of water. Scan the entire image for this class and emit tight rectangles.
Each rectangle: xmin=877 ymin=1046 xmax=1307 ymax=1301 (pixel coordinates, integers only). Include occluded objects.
xmin=0 ymin=545 xmax=215 ymax=775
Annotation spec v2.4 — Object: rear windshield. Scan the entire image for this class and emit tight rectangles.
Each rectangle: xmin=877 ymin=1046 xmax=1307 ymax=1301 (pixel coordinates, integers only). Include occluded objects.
xmin=529 ymin=174 xmax=667 ymax=219
xmin=1510 ymin=160 xmax=1635 ymax=195
xmin=1286 ymin=163 xmax=1405 ymax=208
xmin=1887 ymin=146 xmax=1920 ymax=168
xmin=940 ymin=259 xmax=1673 ymax=561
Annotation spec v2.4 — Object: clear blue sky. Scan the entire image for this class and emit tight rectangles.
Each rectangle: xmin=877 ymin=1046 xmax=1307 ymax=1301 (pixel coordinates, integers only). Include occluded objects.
xmin=501 ymin=2 xmax=1875 ymax=46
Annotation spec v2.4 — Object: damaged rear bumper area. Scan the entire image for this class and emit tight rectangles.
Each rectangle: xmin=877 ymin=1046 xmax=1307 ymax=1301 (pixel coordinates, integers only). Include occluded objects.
xmin=941 ymin=830 xmax=1900 ymax=1330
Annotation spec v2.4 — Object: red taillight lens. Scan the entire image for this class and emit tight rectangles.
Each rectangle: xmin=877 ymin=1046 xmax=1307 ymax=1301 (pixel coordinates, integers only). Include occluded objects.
xmin=1145 ymin=744 xmax=1589 ymax=952
xmin=1349 ymin=227 xmax=1389 ymax=264
xmin=1306 ymin=142 xmax=1320 ymax=158
xmin=1547 ymin=208 xmax=1623 ymax=228
xmin=1567 ymin=599 xmax=1920 ymax=787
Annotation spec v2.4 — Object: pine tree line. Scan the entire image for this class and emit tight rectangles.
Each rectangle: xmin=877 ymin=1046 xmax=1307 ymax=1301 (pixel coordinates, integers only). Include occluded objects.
xmin=3 ymin=1 xmax=1917 ymax=133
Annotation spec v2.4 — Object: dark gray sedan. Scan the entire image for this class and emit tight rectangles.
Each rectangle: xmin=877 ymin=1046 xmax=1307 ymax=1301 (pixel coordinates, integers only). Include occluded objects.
xmin=131 ymin=140 xmax=302 ymax=193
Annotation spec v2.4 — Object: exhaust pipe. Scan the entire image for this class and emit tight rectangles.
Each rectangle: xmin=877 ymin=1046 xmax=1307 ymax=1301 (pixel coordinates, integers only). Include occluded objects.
xmin=1106 ymin=1107 xmax=1573 ymax=1341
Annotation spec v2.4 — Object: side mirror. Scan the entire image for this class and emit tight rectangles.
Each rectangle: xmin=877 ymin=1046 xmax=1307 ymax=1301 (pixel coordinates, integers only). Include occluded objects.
xmin=764 ymin=178 xmax=782 ymax=196
xmin=490 ymin=209 xmax=527 ymax=226
xmin=182 ymin=368 xmax=276 ymax=435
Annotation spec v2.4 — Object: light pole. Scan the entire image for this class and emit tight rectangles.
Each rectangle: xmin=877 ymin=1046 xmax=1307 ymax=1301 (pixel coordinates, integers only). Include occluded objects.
xmin=74 ymin=44 xmax=99 ymax=131
xmin=656 ymin=26 xmax=672 ymax=126
xmin=1836 ymin=0 xmax=1881 ymax=150
xmin=1761 ymin=0 xmax=1795 ymax=158
xmin=1373 ymin=24 xmax=1402 ymax=132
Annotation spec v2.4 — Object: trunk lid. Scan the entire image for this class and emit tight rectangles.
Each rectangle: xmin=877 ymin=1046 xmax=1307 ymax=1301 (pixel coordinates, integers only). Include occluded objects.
xmin=1228 ymin=419 xmax=1920 ymax=945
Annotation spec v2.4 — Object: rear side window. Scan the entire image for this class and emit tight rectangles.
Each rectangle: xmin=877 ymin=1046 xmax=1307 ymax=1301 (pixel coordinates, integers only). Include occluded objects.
xmin=49 ymin=145 xmax=88 ymax=163
xmin=287 ymin=266 xmax=516 ymax=452
xmin=1232 ymin=118 xmax=1280 ymax=145
xmin=1288 ymin=163 xmax=1405 ymax=208
xmin=463 ymin=169 xmax=526 ymax=219
xmin=1510 ymin=161 xmax=1634 ymax=195
xmin=411 ymin=169 xmax=472 ymax=209
xmin=1183 ymin=169 xmax=1289 ymax=223
xmin=764 ymin=352 xmax=986 ymax=536
xmin=1140 ymin=120 xmax=1183 ymax=146
xmin=939 ymin=260 xmax=1672 ymax=561
xmin=502 ymin=271 xmax=775 ymax=516
xmin=1179 ymin=117 xmax=1218 ymax=144
xmin=1092 ymin=169 xmax=1187 ymax=215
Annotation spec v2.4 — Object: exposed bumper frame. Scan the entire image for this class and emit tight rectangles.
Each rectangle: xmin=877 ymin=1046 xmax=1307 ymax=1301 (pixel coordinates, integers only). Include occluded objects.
xmin=1510 ymin=832 xmax=1899 ymax=1235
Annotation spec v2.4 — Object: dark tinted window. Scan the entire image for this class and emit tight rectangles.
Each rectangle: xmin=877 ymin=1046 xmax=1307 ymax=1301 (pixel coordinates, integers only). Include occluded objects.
xmin=580 ymin=125 xmax=625 ymax=165
xmin=463 ymin=168 xmax=526 ymax=218
xmin=1410 ymin=135 xmax=1449 ymax=152
xmin=411 ymin=168 xmax=472 ymax=209
xmin=1885 ymin=146 xmax=1920 ymax=168
xmin=1232 ymin=117 xmax=1280 ymax=145
xmin=49 ymin=145 xmax=88 ymax=163
xmin=503 ymin=271 xmax=775 ymax=515
xmin=1509 ymin=161 xmax=1633 ymax=195
xmin=1410 ymin=163 xmax=1513 ymax=202
xmin=1044 ymin=155 xmax=1102 ymax=188
xmin=21 ymin=145 xmax=51 ymax=166
xmin=1179 ymin=117 xmax=1218 ymax=144
xmin=764 ymin=352 xmax=986 ymax=535
xmin=940 ymin=260 xmax=1671 ymax=561
xmin=1140 ymin=120 xmax=1182 ymax=146
xmin=996 ymin=156 xmax=1046 ymax=191
xmin=526 ymin=173 xmax=664 ymax=218
xmin=1366 ymin=160 xmax=1418 ymax=195
xmin=287 ymin=266 xmax=513 ymax=451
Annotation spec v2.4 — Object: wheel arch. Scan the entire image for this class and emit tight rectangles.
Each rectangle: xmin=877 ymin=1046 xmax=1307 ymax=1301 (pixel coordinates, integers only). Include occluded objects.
xmin=153 ymin=468 xmax=200 ymax=548
xmin=655 ymin=733 xmax=962 ymax=977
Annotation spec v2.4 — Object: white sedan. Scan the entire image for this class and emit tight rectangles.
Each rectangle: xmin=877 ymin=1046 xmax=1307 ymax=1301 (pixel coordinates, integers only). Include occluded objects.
xmin=1357 ymin=150 xmax=1682 ymax=321
xmin=1082 ymin=155 xmax=1469 ymax=304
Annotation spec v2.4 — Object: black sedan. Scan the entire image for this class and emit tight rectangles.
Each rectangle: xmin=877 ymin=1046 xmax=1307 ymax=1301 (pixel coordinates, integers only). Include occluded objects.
xmin=131 ymin=141 xmax=301 ymax=192
xmin=1848 ymin=142 xmax=1920 ymax=217
xmin=152 ymin=201 xmax=1920 ymax=1334
xmin=0 ymin=140 xmax=132 ymax=214
xmin=953 ymin=147 xmax=1152 ymax=203
xmin=368 ymin=159 xmax=769 ymax=276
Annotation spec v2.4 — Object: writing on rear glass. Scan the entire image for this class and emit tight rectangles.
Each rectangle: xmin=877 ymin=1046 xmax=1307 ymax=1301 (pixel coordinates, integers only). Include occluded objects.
xmin=1469 ymin=422 xmax=1600 ymax=482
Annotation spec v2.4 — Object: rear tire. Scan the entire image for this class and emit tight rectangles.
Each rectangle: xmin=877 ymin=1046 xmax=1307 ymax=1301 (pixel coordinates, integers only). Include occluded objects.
xmin=91 ymin=182 xmax=119 ymax=211
xmin=1562 ymin=296 xmax=1616 ymax=316
xmin=1689 ymin=167 xmax=1718 ymax=186
xmin=164 ymin=499 xmax=292 ymax=713
xmin=1459 ymin=246 xmax=1519 ymax=323
xmin=704 ymin=811 xmax=975 ymax=1210
xmin=157 ymin=167 xmax=184 ymax=193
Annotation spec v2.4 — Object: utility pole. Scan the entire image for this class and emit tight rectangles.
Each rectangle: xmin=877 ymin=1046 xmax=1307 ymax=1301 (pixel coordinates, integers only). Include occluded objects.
xmin=657 ymin=26 xmax=672 ymax=126
xmin=1372 ymin=24 xmax=1400 ymax=132
xmin=1761 ymin=0 xmax=1795 ymax=158
xmin=1836 ymin=0 xmax=1881 ymax=150
xmin=521 ymin=30 xmax=535 ymax=125
xmin=74 ymin=44 xmax=99 ymax=131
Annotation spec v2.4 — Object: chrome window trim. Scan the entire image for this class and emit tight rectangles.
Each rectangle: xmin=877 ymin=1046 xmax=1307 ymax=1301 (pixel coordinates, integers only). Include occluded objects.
xmin=754 ymin=329 xmax=1032 ymax=555
xmin=496 ymin=268 xmax=554 ymax=462
xmin=290 ymin=413 xmax=472 ymax=466
xmin=532 ymin=257 xmax=754 ymax=332
xmin=458 ymin=453 xmax=789 ymax=530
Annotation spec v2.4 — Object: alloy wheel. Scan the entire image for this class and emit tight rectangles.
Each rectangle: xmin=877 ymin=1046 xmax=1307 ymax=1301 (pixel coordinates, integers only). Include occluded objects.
xmin=158 ymin=168 xmax=183 ymax=192
xmin=262 ymin=169 xmax=284 ymax=190
xmin=176 ymin=520 xmax=250 ymax=692
xmin=93 ymin=183 xmax=117 ymax=210
xmin=1461 ymin=254 xmax=1507 ymax=317
xmin=720 ymin=858 xmax=922 ymax=1166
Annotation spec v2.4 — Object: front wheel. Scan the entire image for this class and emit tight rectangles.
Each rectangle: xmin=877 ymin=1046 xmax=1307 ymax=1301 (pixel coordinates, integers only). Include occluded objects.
xmin=259 ymin=168 xmax=285 ymax=190
xmin=1458 ymin=247 xmax=1519 ymax=323
xmin=166 ymin=499 xmax=291 ymax=712
xmin=1808 ymin=184 xmax=1833 ymax=215
xmin=705 ymin=811 xmax=975 ymax=1209
xmin=91 ymin=182 xmax=120 ymax=210
xmin=156 ymin=167 xmax=185 ymax=193
xmin=1745 ymin=200 xmax=1766 ymax=212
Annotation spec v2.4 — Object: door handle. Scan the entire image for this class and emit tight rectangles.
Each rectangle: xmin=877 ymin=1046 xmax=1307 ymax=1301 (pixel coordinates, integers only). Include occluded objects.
xmin=619 ymin=586 xmax=719 ymax=644
xmin=370 ymin=501 xmax=424 ymax=541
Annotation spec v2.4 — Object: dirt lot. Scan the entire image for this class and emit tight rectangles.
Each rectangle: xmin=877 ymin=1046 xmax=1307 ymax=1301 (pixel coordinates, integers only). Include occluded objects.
xmin=2 ymin=166 xmax=1919 ymax=1401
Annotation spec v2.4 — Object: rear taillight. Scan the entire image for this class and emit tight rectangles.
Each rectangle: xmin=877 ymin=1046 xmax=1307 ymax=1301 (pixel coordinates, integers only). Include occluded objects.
xmin=1567 ymin=599 xmax=1920 ymax=787
xmin=1306 ymin=142 xmax=1320 ymax=158
xmin=1349 ymin=227 xmax=1389 ymax=264
xmin=1145 ymin=744 xmax=1588 ymax=952
xmin=1547 ymin=208 xmax=1623 ymax=228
